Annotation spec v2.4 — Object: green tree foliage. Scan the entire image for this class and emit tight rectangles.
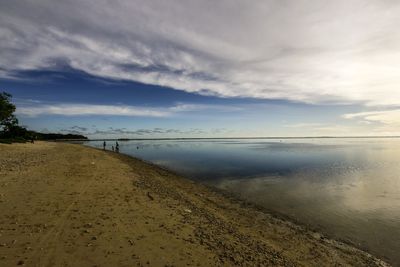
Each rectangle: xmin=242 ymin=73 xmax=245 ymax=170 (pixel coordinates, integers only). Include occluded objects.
xmin=0 ymin=92 xmax=30 ymax=141
xmin=0 ymin=92 xmax=18 ymax=132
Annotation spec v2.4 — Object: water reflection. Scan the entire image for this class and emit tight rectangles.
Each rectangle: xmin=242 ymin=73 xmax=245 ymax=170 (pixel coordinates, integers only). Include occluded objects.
xmin=86 ymin=138 xmax=400 ymax=265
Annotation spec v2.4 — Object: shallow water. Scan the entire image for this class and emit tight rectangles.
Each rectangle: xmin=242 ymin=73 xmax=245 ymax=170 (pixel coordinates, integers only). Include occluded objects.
xmin=86 ymin=138 xmax=400 ymax=265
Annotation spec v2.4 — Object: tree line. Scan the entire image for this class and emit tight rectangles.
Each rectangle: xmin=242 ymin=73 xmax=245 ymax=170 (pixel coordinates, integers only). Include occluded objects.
xmin=0 ymin=92 xmax=87 ymax=143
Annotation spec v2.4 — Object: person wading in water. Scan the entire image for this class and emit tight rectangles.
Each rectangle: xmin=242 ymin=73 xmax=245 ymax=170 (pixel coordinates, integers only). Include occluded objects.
xmin=103 ymin=141 xmax=106 ymax=150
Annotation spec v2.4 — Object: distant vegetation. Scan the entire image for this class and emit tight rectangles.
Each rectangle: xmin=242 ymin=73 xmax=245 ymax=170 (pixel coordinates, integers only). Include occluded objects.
xmin=0 ymin=92 xmax=87 ymax=143
xmin=33 ymin=132 xmax=88 ymax=141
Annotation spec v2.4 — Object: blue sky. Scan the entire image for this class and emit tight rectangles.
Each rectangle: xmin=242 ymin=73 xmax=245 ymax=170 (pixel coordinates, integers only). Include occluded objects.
xmin=1 ymin=1 xmax=400 ymax=138
xmin=2 ymin=69 xmax=372 ymax=138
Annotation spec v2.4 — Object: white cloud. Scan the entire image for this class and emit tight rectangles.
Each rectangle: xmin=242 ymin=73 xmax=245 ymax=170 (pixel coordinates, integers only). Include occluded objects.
xmin=14 ymin=102 xmax=241 ymax=117
xmin=16 ymin=104 xmax=171 ymax=117
xmin=342 ymin=109 xmax=400 ymax=135
xmin=343 ymin=109 xmax=400 ymax=125
xmin=1 ymin=1 xmax=400 ymax=105
xmin=169 ymin=103 xmax=242 ymax=112
xmin=284 ymin=123 xmax=324 ymax=128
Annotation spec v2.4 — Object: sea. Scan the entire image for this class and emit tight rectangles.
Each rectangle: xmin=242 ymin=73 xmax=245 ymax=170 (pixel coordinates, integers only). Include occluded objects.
xmin=85 ymin=138 xmax=400 ymax=265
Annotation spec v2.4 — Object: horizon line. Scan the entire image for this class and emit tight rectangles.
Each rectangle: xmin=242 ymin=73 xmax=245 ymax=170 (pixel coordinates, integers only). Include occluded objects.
xmin=60 ymin=135 xmax=400 ymax=141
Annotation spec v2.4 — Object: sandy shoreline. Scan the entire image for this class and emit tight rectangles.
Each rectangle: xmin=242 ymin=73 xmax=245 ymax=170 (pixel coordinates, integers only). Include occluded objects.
xmin=0 ymin=141 xmax=389 ymax=266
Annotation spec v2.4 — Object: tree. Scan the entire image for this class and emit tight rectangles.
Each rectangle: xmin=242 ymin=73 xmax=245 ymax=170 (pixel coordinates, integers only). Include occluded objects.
xmin=0 ymin=92 xmax=88 ymax=141
xmin=0 ymin=92 xmax=19 ymax=134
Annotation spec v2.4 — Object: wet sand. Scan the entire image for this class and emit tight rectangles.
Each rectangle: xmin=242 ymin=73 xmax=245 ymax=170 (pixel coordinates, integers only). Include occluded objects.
xmin=0 ymin=142 xmax=389 ymax=266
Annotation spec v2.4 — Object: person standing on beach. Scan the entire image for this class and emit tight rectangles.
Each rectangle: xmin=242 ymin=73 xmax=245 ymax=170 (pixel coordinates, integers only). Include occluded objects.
xmin=115 ymin=141 xmax=119 ymax=153
xmin=103 ymin=141 xmax=106 ymax=150
xmin=112 ymin=145 xmax=114 ymax=152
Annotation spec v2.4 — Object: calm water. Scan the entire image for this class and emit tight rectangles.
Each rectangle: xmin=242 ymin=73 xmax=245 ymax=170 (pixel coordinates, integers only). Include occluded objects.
xmin=86 ymin=138 xmax=400 ymax=265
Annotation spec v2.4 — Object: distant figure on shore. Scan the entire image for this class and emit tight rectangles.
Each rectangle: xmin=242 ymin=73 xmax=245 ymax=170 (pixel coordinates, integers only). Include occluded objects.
xmin=31 ymin=138 xmax=34 ymax=144
xmin=115 ymin=141 xmax=119 ymax=153
xmin=103 ymin=141 xmax=106 ymax=150
xmin=112 ymin=145 xmax=114 ymax=152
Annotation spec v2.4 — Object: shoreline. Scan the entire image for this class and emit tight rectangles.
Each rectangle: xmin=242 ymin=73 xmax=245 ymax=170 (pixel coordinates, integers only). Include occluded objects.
xmin=0 ymin=141 xmax=390 ymax=266
xmin=90 ymin=144 xmax=380 ymax=256
xmin=101 ymin=145 xmax=389 ymax=263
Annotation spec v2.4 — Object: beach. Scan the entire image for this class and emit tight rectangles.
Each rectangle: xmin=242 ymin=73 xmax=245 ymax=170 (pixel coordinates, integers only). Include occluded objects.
xmin=0 ymin=142 xmax=389 ymax=266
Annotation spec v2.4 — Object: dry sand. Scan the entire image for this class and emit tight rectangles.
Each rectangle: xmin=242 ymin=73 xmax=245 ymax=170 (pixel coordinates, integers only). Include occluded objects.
xmin=0 ymin=141 xmax=389 ymax=266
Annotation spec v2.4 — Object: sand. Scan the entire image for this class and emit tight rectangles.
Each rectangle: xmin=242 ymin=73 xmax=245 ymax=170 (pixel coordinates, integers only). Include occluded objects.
xmin=0 ymin=141 xmax=389 ymax=266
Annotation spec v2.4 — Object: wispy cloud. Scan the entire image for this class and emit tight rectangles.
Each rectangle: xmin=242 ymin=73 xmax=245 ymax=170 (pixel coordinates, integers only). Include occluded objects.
xmin=89 ymin=127 xmax=208 ymax=136
xmin=14 ymin=102 xmax=241 ymax=118
xmin=1 ymin=1 xmax=400 ymax=106
xmin=16 ymin=104 xmax=171 ymax=117
xmin=343 ymin=109 xmax=400 ymax=135
xmin=284 ymin=123 xmax=324 ymax=128
xmin=343 ymin=109 xmax=400 ymax=125
xmin=70 ymin=125 xmax=88 ymax=131
xmin=169 ymin=103 xmax=243 ymax=112
xmin=57 ymin=125 xmax=234 ymax=137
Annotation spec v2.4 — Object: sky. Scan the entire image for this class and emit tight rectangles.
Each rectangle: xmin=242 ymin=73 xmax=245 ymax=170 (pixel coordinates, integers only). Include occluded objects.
xmin=1 ymin=0 xmax=400 ymax=138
